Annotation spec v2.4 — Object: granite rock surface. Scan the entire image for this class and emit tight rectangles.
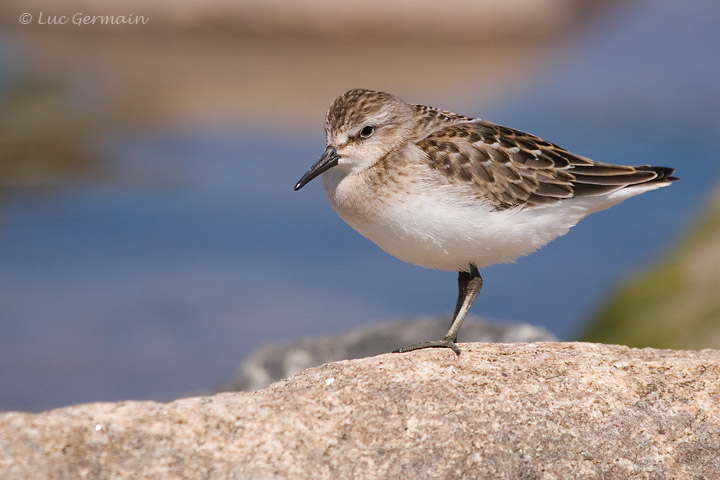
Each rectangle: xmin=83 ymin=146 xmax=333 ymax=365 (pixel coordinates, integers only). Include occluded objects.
xmin=2 ymin=343 xmax=719 ymax=479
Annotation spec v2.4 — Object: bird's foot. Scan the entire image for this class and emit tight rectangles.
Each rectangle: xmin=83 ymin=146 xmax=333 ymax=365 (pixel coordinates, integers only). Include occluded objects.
xmin=393 ymin=337 xmax=461 ymax=355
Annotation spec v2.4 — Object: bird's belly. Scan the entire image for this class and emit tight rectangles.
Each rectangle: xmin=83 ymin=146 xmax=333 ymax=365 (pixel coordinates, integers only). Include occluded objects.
xmin=325 ymin=174 xmax=581 ymax=271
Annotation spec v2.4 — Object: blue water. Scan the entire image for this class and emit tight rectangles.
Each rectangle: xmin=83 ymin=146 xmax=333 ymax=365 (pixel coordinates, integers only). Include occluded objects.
xmin=1 ymin=0 xmax=719 ymax=411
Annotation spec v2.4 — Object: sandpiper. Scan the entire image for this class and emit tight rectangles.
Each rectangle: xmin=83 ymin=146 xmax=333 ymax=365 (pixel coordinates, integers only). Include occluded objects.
xmin=294 ymin=89 xmax=677 ymax=355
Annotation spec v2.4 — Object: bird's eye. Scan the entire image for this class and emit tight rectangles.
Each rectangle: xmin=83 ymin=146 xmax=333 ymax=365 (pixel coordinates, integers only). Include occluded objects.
xmin=359 ymin=125 xmax=375 ymax=138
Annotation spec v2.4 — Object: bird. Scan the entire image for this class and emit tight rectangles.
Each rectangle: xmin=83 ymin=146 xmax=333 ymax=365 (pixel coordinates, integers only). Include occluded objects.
xmin=294 ymin=88 xmax=678 ymax=355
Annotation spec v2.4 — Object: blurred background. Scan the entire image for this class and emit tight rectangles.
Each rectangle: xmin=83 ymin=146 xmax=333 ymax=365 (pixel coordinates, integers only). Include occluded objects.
xmin=0 ymin=0 xmax=718 ymax=412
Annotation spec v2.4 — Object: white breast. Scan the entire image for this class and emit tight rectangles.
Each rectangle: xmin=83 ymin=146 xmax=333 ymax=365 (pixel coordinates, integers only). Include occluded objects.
xmin=323 ymin=166 xmax=583 ymax=271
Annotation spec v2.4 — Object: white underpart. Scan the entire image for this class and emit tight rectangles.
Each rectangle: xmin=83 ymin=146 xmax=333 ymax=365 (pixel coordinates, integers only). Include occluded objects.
xmin=322 ymin=163 xmax=670 ymax=272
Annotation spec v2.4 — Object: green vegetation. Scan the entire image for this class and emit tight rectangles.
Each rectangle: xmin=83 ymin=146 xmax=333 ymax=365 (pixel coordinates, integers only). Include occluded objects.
xmin=583 ymin=188 xmax=720 ymax=349
xmin=0 ymin=74 xmax=100 ymax=190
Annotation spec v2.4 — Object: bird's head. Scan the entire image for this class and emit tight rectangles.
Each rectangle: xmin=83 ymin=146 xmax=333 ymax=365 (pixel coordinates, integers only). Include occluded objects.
xmin=294 ymin=89 xmax=413 ymax=191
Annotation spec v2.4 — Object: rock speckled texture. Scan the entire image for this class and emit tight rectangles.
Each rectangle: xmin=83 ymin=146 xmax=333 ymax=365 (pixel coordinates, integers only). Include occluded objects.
xmin=2 ymin=343 xmax=719 ymax=479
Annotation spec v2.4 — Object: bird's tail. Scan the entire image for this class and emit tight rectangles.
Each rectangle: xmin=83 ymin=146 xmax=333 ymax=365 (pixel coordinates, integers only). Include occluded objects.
xmin=634 ymin=165 xmax=680 ymax=185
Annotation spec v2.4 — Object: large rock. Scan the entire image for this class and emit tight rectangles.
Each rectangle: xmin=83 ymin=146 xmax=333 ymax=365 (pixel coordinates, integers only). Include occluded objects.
xmin=1 ymin=343 xmax=719 ymax=479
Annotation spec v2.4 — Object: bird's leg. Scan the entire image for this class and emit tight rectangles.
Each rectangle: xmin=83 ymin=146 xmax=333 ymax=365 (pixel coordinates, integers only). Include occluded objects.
xmin=394 ymin=265 xmax=482 ymax=356
xmin=445 ymin=265 xmax=482 ymax=344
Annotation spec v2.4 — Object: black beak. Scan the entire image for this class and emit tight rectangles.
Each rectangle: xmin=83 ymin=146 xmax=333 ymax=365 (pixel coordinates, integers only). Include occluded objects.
xmin=294 ymin=146 xmax=340 ymax=191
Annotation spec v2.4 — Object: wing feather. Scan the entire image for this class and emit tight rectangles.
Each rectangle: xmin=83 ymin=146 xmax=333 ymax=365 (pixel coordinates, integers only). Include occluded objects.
xmin=418 ymin=121 xmax=676 ymax=209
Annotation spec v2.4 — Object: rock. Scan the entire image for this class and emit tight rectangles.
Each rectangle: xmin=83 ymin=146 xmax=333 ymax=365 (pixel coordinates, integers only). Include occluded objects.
xmin=223 ymin=316 xmax=556 ymax=392
xmin=1 ymin=343 xmax=719 ymax=479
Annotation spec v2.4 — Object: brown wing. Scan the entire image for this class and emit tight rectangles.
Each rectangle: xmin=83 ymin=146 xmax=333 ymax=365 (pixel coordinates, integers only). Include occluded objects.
xmin=418 ymin=121 xmax=675 ymax=209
